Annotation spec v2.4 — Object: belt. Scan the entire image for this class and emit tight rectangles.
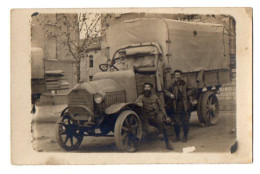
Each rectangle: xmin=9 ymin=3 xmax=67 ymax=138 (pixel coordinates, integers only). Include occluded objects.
xmin=143 ymin=109 xmax=159 ymax=116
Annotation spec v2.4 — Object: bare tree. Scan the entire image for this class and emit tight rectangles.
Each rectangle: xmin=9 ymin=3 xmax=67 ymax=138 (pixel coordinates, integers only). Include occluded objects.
xmin=58 ymin=13 xmax=103 ymax=82
xmin=32 ymin=13 xmax=108 ymax=83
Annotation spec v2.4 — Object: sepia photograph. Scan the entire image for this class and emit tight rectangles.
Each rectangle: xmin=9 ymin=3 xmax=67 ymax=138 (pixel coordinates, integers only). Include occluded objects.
xmin=11 ymin=8 xmax=252 ymax=164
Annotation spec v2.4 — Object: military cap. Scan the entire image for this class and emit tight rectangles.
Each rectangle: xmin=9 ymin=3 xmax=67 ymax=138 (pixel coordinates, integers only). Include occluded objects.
xmin=172 ymin=69 xmax=183 ymax=74
xmin=118 ymin=49 xmax=126 ymax=54
xmin=143 ymin=82 xmax=153 ymax=88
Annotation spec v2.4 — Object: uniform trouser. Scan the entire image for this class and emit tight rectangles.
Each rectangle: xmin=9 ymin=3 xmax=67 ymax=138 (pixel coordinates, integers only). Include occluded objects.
xmin=141 ymin=112 xmax=169 ymax=144
xmin=173 ymin=111 xmax=191 ymax=138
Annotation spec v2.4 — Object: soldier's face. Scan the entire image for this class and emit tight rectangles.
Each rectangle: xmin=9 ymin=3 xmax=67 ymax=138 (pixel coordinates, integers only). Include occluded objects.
xmin=119 ymin=53 xmax=126 ymax=59
xmin=174 ymin=72 xmax=182 ymax=81
xmin=144 ymin=85 xmax=151 ymax=91
xmin=115 ymin=58 xmax=120 ymax=63
xmin=144 ymin=84 xmax=152 ymax=96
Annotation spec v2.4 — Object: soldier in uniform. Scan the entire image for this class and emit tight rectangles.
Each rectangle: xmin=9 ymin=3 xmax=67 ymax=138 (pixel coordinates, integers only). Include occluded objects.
xmin=164 ymin=70 xmax=190 ymax=143
xmin=114 ymin=49 xmax=128 ymax=70
xmin=135 ymin=82 xmax=174 ymax=150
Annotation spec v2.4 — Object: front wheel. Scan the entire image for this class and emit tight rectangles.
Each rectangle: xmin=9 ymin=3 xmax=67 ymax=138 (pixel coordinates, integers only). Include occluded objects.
xmin=56 ymin=115 xmax=84 ymax=151
xmin=114 ymin=110 xmax=142 ymax=152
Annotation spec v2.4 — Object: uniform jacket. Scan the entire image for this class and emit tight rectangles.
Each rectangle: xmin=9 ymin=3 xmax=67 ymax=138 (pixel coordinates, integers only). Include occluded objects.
xmin=135 ymin=93 xmax=167 ymax=116
xmin=164 ymin=79 xmax=189 ymax=112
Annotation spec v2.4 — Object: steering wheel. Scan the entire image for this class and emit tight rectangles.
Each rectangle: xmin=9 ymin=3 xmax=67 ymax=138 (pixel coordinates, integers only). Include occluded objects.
xmin=99 ymin=64 xmax=119 ymax=72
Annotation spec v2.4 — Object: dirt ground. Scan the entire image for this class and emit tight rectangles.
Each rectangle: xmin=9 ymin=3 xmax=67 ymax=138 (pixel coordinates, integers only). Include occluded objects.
xmin=31 ymin=105 xmax=236 ymax=153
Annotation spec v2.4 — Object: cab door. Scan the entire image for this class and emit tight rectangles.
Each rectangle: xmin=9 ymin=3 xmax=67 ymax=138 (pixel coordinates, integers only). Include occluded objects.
xmin=135 ymin=68 xmax=157 ymax=96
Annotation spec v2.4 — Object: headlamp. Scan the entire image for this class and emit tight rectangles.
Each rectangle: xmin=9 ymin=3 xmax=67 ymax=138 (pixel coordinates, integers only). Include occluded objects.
xmin=94 ymin=93 xmax=104 ymax=104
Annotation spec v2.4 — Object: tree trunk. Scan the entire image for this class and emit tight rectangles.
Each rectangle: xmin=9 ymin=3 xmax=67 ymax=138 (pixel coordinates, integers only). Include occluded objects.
xmin=75 ymin=59 xmax=81 ymax=83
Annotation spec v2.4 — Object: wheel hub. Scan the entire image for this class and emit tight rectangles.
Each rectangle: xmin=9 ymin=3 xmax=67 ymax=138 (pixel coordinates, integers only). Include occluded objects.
xmin=128 ymin=127 xmax=133 ymax=133
xmin=208 ymin=104 xmax=216 ymax=112
xmin=65 ymin=125 xmax=75 ymax=137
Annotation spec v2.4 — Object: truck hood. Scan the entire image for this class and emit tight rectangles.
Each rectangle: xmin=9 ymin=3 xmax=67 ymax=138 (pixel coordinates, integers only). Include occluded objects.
xmin=94 ymin=70 xmax=137 ymax=102
xmin=69 ymin=78 xmax=124 ymax=95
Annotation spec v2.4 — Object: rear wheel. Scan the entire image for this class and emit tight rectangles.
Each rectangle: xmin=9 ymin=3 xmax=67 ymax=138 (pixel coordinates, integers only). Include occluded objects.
xmin=114 ymin=110 xmax=142 ymax=152
xmin=197 ymin=92 xmax=205 ymax=124
xmin=200 ymin=91 xmax=220 ymax=125
xmin=56 ymin=115 xmax=84 ymax=151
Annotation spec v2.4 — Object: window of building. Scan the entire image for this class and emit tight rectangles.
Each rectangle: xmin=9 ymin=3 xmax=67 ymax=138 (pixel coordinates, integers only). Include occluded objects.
xmin=89 ymin=55 xmax=94 ymax=68
xmin=89 ymin=75 xmax=93 ymax=81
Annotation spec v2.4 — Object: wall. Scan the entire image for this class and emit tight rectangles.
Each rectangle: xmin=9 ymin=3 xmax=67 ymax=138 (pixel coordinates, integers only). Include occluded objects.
xmin=44 ymin=59 xmax=77 ymax=94
xmin=31 ymin=14 xmax=79 ymax=61
xmin=80 ymin=49 xmax=106 ymax=82
xmin=217 ymin=78 xmax=236 ymax=111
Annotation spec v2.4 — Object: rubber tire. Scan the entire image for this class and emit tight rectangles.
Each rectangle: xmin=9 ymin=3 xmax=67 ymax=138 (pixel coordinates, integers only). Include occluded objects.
xmin=197 ymin=92 xmax=205 ymax=124
xmin=114 ymin=110 xmax=142 ymax=152
xmin=55 ymin=117 xmax=83 ymax=151
xmin=200 ymin=91 xmax=219 ymax=125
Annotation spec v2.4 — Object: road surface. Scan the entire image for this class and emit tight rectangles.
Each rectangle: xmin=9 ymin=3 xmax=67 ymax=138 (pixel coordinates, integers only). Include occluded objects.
xmin=31 ymin=105 xmax=236 ymax=153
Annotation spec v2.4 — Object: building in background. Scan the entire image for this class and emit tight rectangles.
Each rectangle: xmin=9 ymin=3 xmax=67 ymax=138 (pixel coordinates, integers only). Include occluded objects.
xmin=31 ymin=13 xmax=79 ymax=94
xmin=80 ymin=37 xmax=106 ymax=82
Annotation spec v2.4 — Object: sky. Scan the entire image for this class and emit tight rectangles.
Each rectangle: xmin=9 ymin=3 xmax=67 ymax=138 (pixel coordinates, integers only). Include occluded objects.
xmin=79 ymin=13 xmax=101 ymax=39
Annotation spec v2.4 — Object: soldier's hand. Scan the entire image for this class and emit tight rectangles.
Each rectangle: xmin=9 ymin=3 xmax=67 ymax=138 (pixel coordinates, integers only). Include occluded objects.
xmin=136 ymin=103 xmax=143 ymax=107
xmin=166 ymin=117 xmax=171 ymax=124
xmin=170 ymin=94 xmax=175 ymax=99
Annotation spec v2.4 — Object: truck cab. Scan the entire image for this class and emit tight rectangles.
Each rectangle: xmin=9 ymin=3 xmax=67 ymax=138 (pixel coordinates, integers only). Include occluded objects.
xmin=99 ymin=42 xmax=165 ymax=98
xmin=56 ymin=43 xmax=166 ymax=152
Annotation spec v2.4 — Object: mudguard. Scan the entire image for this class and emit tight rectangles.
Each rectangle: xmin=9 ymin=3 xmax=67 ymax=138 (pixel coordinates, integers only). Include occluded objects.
xmin=105 ymin=102 xmax=142 ymax=115
xmin=60 ymin=105 xmax=94 ymax=121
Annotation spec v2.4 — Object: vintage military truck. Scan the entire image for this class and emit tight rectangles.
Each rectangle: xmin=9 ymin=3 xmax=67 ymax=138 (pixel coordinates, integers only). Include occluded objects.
xmin=56 ymin=18 xmax=231 ymax=152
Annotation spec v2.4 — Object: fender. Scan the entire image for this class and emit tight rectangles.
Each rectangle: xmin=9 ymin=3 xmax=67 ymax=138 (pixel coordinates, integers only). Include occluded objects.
xmin=105 ymin=102 xmax=142 ymax=115
xmin=60 ymin=105 xmax=94 ymax=121
xmin=60 ymin=106 xmax=69 ymax=117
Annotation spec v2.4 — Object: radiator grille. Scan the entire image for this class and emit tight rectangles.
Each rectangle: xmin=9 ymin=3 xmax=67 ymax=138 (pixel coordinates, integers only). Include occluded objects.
xmin=68 ymin=106 xmax=92 ymax=121
xmin=105 ymin=90 xmax=126 ymax=107
xmin=68 ymin=89 xmax=94 ymax=112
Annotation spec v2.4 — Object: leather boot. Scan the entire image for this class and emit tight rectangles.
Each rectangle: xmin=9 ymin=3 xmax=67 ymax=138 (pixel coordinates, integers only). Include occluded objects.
xmin=173 ymin=125 xmax=181 ymax=142
xmin=163 ymin=130 xmax=174 ymax=150
xmin=181 ymin=137 xmax=188 ymax=143
xmin=173 ymin=136 xmax=180 ymax=143
xmin=182 ymin=125 xmax=189 ymax=143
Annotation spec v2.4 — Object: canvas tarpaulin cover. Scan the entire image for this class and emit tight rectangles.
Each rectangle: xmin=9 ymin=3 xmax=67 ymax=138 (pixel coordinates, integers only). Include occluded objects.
xmin=113 ymin=46 xmax=158 ymax=70
xmin=114 ymin=46 xmax=159 ymax=58
xmin=104 ymin=18 xmax=230 ymax=73
xmin=165 ymin=19 xmax=230 ymax=72
xmin=114 ymin=54 xmax=156 ymax=70
xmin=105 ymin=18 xmax=168 ymax=60
xmin=31 ymin=47 xmax=44 ymax=79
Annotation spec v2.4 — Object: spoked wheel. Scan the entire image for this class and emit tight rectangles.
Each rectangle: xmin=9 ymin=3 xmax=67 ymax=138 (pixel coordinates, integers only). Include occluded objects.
xmin=197 ymin=92 xmax=206 ymax=124
xmin=201 ymin=91 xmax=220 ymax=125
xmin=114 ymin=110 xmax=142 ymax=152
xmin=56 ymin=115 xmax=84 ymax=151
